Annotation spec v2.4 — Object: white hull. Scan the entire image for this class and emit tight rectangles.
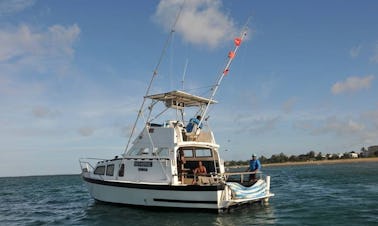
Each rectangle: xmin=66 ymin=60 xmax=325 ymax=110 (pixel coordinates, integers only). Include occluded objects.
xmin=83 ymin=175 xmax=273 ymax=211
xmin=84 ymin=178 xmax=221 ymax=210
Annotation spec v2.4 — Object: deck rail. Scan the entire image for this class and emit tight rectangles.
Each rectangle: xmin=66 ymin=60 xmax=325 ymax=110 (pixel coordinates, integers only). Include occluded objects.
xmin=223 ymin=171 xmax=263 ymax=183
xmin=79 ymin=158 xmax=107 ymax=173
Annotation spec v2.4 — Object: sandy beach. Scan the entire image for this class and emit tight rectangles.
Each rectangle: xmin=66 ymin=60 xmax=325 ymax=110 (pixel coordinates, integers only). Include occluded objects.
xmin=262 ymin=157 xmax=378 ymax=167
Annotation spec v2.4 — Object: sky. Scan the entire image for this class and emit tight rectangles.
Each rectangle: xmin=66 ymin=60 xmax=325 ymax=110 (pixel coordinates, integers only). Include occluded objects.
xmin=1 ymin=0 xmax=377 ymax=177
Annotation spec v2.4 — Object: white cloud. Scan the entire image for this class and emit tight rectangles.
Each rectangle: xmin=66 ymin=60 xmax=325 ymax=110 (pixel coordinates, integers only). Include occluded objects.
xmin=294 ymin=113 xmax=378 ymax=146
xmin=0 ymin=23 xmax=81 ymax=112
xmin=0 ymin=24 xmax=80 ymax=62
xmin=0 ymin=23 xmax=81 ymax=104
xmin=331 ymin=75 xmax=374 ymax=94
xmin=349 ymin=44 xmax=361 ymax=58
xmin=320 ymin=117 xmax=364 ymax=135
xmin=154 ymin=0 xmax=238 ymax=48
xmin=0 ymin=0 xmax=35 ymax=15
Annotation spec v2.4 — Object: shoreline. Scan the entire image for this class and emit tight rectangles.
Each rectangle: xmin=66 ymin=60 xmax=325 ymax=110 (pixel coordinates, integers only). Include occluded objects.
xmin=263 ymin=157 xmax=378 ymax=167
xmin=227 ymin=157 xmax=378 ymax=168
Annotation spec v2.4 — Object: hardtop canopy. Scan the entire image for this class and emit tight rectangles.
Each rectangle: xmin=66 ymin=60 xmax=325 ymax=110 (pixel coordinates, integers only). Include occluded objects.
xmin=145 ymin=90 xmax=217 ymax=108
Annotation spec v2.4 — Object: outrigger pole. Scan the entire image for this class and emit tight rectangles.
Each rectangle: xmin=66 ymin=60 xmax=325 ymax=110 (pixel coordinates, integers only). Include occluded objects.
xmin=123 ymin=4 xmax=184 ymax=154
xmin=199 ymin=17 xmax=251 ymax=126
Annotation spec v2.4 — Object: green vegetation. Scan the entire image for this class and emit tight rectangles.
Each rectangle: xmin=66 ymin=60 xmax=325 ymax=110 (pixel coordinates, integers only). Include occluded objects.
xmin=225 ymin=149 xmax=378 ymax=167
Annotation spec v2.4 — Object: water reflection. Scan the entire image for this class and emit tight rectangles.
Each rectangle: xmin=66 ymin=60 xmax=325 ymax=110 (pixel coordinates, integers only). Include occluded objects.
xmin=81 ymin=200 xmax=277 ymax=226
xmin=214 ymin=204 xmax=277 ymax=226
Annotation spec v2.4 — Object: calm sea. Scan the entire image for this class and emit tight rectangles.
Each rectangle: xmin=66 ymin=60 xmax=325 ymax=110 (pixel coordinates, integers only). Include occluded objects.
xmin=1 ymin=162 xmax=377 ymax=225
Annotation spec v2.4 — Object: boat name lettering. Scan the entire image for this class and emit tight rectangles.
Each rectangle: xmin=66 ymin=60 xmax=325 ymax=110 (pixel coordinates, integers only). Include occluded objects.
xmin=138 ymin=168 xmax=148 ymax=171
xmin=134 ymin=161 xmax=153 ymax=167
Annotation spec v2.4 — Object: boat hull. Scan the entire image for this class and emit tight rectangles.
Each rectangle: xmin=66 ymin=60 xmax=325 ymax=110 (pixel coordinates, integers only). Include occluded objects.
xmin=82 ymin=175 xmax=273 ymax=211
xmin=83 ymin=176 xmax=225 ymax=210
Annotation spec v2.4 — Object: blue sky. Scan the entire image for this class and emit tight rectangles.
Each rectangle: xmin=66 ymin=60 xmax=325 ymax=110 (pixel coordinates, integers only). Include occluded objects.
xmin=1 ymin=0 xmax=377 ymax=177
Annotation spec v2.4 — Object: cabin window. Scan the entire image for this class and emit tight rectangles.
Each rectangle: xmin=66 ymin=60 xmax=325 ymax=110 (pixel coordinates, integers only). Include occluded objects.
xmin=94 ymin=166 xmax=105 ymax=175
xmin=106 ymin=164 xmax=114 ymax=176
xmin=118 ymin=164 xmax=125 ymax=177
xmin=195 ymin=148 xmax=212 ymax=157
xmin=183 ymin=149 xmax=194 ymax=157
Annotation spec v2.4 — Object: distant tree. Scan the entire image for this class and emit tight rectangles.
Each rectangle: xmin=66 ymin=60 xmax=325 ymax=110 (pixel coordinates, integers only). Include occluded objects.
xmin=308 ymin=150 xmax=316 ymax=159
xmin=228 ymin=160 xmax=236 ymax=166
xmin=268 ymin=153 xmax=289 ymax=163
xmin=315 ymin=152 xmax=323 ymax=160
xmin=289 ymin=155 xmax=298 ymax=162
xmin=279 ymin=152 xmax=289 ymax=162
xmin=331 ymin=154 xmax=339 ymax=160
xmin=259 ymin=155 xmax=268 ymax=164
xmin=298 ymin=154 xmax=308 ymax=161
xmin=270 ymin=154 xmax=278 ymax=163
xmin=236 ymin=160 xmax=245 ymax=166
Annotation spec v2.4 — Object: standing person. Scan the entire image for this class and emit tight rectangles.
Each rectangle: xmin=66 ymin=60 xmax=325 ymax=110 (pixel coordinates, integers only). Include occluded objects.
xmin=247 ymin=154 xmax=261 ymax=183
xmin=186 ymin=115 xmax=203 ymax=133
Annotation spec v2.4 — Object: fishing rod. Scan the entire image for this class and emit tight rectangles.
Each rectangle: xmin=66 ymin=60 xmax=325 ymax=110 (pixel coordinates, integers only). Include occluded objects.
xmin=181 ymin=58 xmax=189 ymax=90
xmin=198 ymin=17 xmax=251 ymax=126
xmin=123 ymin=3 xmax=185 ymax=154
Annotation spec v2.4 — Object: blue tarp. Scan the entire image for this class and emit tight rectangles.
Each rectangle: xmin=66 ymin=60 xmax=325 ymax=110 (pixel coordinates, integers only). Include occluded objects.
xmin=226 ymin=180 xmax=268 ymax=200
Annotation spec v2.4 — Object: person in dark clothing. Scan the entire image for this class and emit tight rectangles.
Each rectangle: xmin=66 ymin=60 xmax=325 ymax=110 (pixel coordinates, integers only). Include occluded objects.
xmin=177 ymin=150 xmax=186 ymax=183
xmin=247 ymin=154 xmax=261 ymax=182
xmin=186 ymin=115 xmax=203 ymax=133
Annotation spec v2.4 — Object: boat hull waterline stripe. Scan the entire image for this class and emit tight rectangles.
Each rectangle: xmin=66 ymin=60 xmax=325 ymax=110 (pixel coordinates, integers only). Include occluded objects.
xmin=153 ymin=198 xmax=217 ymax=204
xmin=83 ymin=177 xmax=225 ymax=191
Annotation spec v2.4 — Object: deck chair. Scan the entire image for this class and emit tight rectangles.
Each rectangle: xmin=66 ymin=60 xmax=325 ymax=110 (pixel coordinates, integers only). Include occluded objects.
xmin=185 ymin=124 xmax=201 ymax=141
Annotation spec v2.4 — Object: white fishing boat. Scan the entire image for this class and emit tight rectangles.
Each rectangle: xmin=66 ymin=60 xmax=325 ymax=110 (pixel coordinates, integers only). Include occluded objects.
xmin=79 ymin=12 xmax=274 ymax=212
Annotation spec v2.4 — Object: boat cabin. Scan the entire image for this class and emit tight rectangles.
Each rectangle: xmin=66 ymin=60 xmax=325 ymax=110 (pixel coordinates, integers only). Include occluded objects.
xmin=89 ymin=90 xmax=224 ymax=185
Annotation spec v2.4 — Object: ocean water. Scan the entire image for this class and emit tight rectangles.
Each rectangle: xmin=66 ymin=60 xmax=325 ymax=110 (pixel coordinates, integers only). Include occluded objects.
xmin=1 ymin=162 xmax=377 ymax=225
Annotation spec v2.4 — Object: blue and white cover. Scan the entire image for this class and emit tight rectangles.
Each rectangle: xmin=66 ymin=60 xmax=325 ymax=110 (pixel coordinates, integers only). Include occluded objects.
xmin=226 ymin=180 xmax=268 ymax=200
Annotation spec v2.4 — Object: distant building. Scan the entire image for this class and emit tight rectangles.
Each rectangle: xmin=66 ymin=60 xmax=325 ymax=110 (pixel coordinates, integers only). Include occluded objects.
xmin=360 ymin=147 xmax=369 ymax=157
xmin=360 ymin=146 xmax=378 ymax=157
xmin=346 ymin=152 xmax=358 ymax=158
xmin=367 ymin=146 xmax=378 ymax=157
